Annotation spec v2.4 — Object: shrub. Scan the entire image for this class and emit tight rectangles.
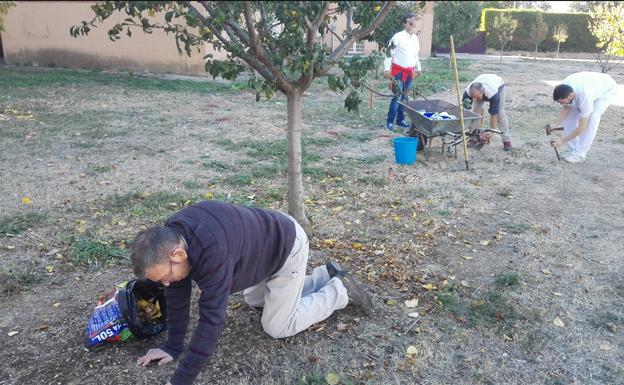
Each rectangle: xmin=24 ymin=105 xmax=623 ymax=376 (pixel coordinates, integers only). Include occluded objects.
xmin=481 ymin=9 xmax=597 ymax=52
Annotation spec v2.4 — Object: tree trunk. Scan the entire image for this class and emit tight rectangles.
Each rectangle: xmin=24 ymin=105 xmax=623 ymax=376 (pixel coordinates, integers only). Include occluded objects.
xmin=285 ymin=91 xmax=311 ymax=235
xmin=500 ymin=42 xmax=504 ymax=64
xmin=556 ymin=42 xmax=560 ymax=59
xmin=534 ymin=43 xmax=538 ymax=60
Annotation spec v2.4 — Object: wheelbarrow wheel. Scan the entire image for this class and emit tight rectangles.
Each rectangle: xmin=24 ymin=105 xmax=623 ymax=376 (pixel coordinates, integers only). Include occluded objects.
xmin=405 ymin=124 xmax=427 ymax=151
xmin=417 ymin=133 xmax=427 ymax=151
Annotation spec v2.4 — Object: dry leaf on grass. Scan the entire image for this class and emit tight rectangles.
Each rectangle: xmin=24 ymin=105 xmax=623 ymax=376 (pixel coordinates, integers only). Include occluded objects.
xmin=406 ymin=345 xmax=418 ymax=355
xmin=404 ymin=299 xmax=419 ymax=308
xmin=553 ymin=317 xmax=565 ymax=327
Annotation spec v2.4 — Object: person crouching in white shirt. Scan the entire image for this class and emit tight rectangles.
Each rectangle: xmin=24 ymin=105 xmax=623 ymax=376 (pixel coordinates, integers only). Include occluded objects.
xmin=551 ymin=72 xmax=617 ymax=163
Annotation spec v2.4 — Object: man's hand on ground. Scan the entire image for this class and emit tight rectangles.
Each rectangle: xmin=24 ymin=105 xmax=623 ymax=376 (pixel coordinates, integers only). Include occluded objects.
xmin=136 ymin=348 xmax=173 ymax=367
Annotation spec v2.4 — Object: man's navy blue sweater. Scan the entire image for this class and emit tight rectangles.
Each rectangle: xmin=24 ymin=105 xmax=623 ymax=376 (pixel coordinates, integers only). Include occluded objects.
xmin=161 ymin=201 xmax=296 ymax=385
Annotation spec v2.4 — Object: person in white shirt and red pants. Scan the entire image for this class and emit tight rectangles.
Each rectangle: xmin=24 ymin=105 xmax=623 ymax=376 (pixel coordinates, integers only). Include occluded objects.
xmin=384 ymin=13 xmax=421 ymax=132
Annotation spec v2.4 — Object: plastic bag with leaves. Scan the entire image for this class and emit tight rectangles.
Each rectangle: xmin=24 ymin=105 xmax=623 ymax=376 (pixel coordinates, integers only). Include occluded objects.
xmin=84 ymin=279 xmax=167 ymax=348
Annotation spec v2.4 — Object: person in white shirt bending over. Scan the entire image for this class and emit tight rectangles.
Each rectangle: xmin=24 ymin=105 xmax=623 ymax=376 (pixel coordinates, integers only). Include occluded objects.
xmin=462 ymin=74 xmax=513 ymax=151
xmin=551 ymin=72 xmax=617 ymax=163
xmin=383 ymin=12 xmax=421 ymax=132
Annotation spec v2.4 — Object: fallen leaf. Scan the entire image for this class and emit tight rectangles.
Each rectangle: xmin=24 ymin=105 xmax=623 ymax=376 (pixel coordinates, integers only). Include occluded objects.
xmin=406 ymin=345 xmax=418 ymax=355
xmin=392 ymin=215 xmax=400 ymax=222
xmin=385 ymin=299 xmax=396 ymax=306
xmin=408 ymin=312 xmax=419 ymax=318
xmin=351 ymin=242 xmax=363 ymax=250
xmin=203 ymin=192 xmax=214 ymax=200
xmin=462 ymin=256 xmax=473 ymax=260
xmin=8 ymin=331 xmax=18 ymax=337
xmin=460 ymin=280 xmax=470 ymax=287
xmin=37 ymin=324 xmax=49 ymax=331
xmin=479 ymin=240 xmax=490 ymax=246
xmin=552 ymin=292 xmax=561 ymax=297
xmin=45 ymin=265 xmax=55 ymax=273
xmin=542 ymin=269 xmax=552 ymax=275
xmin=53 ymin=302 xmax=61 ymax=308
xmin=422 ymin=283 xmax=436 ymax=291
xmin=325 ymin=372 xmax=340 ymax=385
xmin=308 ymin=355 xmax=320 ymax=363
xmin=553 ymin=317 xmax=565 ymax=327
xmin=404 ymin=299 xmax=419 ymax=308
xmin=336 ymin=322 xmax=348 ymax=331
xmin=21 ymin=197 xmax=32 ymax=204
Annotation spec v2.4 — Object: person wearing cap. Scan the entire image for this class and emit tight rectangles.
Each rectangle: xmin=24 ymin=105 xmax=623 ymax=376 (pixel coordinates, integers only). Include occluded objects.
xmin=383 ymin=12 xmax=422 ymax=132
xmin=550 ymin=71 xmax=618 ymax=163
xmin=130 ymin=200 xmax=373 ymax=385
xmin=462 ymin=74 xmax=513 ymax=151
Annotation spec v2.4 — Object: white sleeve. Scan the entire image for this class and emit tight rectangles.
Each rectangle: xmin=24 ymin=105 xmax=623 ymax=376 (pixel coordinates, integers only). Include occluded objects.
xmin=414 ymin=36 xmax=421 ymax=71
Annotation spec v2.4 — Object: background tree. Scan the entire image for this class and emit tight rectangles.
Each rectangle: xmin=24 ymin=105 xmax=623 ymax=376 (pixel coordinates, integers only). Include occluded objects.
xmin=432 ymin=1 xmax=482 ymax=52
xmin=0 ymin=1 xmax=14 ymax=32
xmin=490 ymin=13 xmax=518 ymax=63
xmin=588 ymin=2 xmax=624 ymax=72
xmin=552 ymin=24 xmax=568 ymax=59
xmin=528 ymin=12 xmax=548 ymax=58
xmin=71 ymin=1 xmax=396 ymax=232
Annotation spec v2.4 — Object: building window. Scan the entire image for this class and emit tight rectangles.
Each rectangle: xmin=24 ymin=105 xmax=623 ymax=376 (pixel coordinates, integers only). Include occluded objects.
xmin=348 ymin=41 xmax=364 ymax=56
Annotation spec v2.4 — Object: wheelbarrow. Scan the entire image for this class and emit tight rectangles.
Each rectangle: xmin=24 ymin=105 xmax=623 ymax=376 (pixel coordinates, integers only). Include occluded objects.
xmin=399 ymin=99 xmax=502 ymax=156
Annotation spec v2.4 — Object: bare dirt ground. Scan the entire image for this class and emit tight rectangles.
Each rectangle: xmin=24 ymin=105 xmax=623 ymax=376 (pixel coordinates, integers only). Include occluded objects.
xmin=0 ymin=57 xmax=623 ymax=385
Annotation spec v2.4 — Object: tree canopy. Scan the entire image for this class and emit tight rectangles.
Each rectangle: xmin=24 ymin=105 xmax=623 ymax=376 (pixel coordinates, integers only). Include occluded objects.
xmin=589 ymin=2 xmax=624 ymax=72
xmin=0 ymin=2 xmax=14 ymax=32
xmin=71 ymin=1 xmax=396 ymax=230
xmin=432 ymin=1 xmax=482 ymax=50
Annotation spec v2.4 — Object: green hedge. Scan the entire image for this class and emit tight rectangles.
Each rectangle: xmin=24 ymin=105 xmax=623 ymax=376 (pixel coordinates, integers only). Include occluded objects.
xmin=481 ymin=8 xmax=597 ymax=52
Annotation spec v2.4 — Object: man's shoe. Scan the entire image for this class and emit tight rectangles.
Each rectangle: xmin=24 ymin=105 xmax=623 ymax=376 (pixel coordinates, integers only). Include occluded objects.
xmin=396 ymin=120 xmax=410 ymax=128
xmin=503 ymin=141 xmax=513 ymax=151
xmin=326 ymin=261 xmax=374 ymax=315
xmin=385 ymin=122 xmax=394 ymax=131
xmin=562 ymin=152 xmax=585 ymax=163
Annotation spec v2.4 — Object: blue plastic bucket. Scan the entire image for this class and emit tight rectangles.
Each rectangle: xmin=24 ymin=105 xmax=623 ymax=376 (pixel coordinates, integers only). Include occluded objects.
xmin=392 ymin=137 xmax=419 ymax=165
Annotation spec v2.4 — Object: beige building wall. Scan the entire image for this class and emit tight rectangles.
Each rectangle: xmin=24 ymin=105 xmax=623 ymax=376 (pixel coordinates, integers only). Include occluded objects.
xmin=2 ymin=2 xmax=433 ymax=76
xmin=2 ymin=1 xmax=216 ymax=75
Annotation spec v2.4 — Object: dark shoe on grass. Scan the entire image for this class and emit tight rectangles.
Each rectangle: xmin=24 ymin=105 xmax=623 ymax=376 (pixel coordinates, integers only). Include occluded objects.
xmin=503 ymin=141 xmax=513 ymax=151
xmin=326 ymin=261 xmax=374 ymax=315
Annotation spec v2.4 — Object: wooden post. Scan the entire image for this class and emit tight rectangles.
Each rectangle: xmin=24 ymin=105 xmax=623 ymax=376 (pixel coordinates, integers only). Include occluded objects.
xmin=450 ymin=35 xmax=469 ymax=171
xmin=369 ymin=80 xmax=376 ymax=110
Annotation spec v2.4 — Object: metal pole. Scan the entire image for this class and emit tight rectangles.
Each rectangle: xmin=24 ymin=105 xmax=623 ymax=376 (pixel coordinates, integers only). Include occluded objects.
xmin=450 ymin=36 xmax=469 ymax=171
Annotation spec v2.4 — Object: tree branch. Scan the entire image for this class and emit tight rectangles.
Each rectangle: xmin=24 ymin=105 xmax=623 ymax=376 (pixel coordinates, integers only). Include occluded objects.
xmin=319 ymin=1 xmax=395 ymax=76
xmin=243 ymin=1 xmax=293 ymax=93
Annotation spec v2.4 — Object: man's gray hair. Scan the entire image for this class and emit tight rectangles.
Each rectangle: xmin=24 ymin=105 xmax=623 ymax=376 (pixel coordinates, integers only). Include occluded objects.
xmin=131 ymin=226 xmax=184 ymax=280
xmin=469 ymin=82 xmax=485 ymax=93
